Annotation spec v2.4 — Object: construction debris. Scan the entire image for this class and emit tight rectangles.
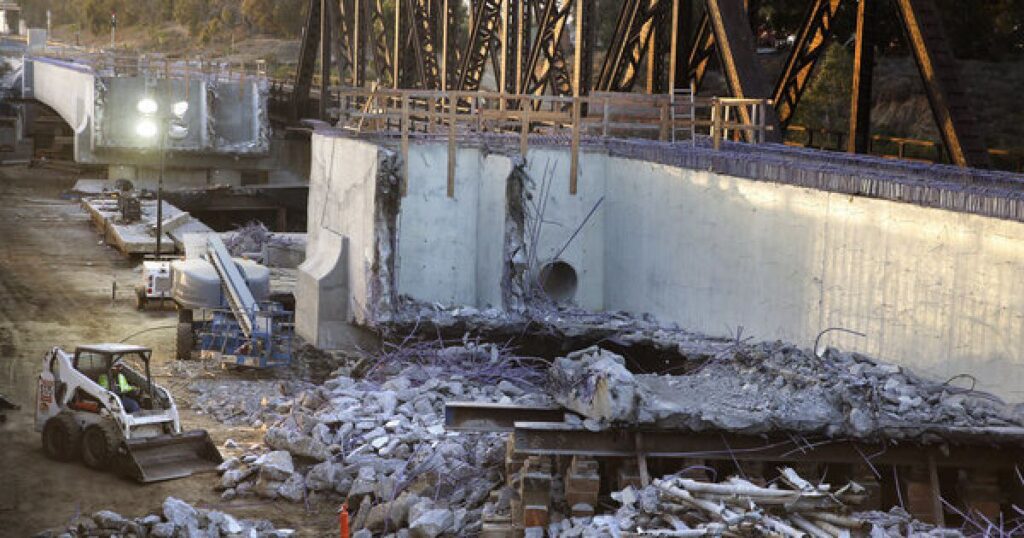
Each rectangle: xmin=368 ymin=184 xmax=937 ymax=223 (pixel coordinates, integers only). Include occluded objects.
xmin=553 ymin=470 xmax=962 ymax=538
xmin=177 ymin=323 xmax=1024 ymax=535
xmin=223 ymin=222 xmax=306 ymax=268
xmin=33 ymin=496 xmax=294 ymax=538
xmin=547 ymin=343 xmax=1024 ymax=441
xmin=190 ymin=341 xmax=547 ymax=537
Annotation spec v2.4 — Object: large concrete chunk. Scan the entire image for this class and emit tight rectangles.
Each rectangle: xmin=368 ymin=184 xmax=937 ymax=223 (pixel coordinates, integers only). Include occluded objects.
xmin=549 ymin=346 xmax=639 ymax=423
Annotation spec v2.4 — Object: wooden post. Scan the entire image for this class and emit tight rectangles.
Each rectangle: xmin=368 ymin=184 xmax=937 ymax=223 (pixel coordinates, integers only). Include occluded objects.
xmin=712 ymin=98 xmax=722 ymax=150
xmin=659 ymin=102 xmax=669 ymax=141
xmin=759 ymin=101 xmax=767 ymax=143
xmin=570 ymin=0 xmax=585 ymax=195
xmin=448 ymin=95 xmax=456 ymax=198
xmin=401 ymin=94 xmax=409 ymax=196
xmin=602 ymin=97 xmax=610 ymax=137
xmin=570 ymin=97 xmax=581 ymax=195
xmin=572 ymin=0 xmax=583 ymax=98
xmin=520 ymin=105 xmax=530 ymax=157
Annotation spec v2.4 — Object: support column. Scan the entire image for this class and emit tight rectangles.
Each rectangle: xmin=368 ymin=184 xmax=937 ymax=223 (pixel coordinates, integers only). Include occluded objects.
xmin=848 ymin=0 xmax=876 ymax=154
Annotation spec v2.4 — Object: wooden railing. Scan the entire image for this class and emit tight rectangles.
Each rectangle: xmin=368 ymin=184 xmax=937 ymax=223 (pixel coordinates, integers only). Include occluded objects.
xmin=327 ymin=86 xmax=774 ymax=196
xmin=786 ymin=125 xmax=1024 ymax=173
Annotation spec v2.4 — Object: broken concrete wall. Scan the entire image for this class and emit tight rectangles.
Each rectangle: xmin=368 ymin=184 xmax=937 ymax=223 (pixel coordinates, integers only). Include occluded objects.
xmin=300 ymin=133 xmax=1024 ymax=401
xmin=518 ymin=149 xmax=608 ymax=311
xmin=23 ymin=58 xmax=95 ymax=162
xmin=297 ymin=134 xmax=383 ymax=348
xmin=22 ymin=58 xmax=270 ymax=166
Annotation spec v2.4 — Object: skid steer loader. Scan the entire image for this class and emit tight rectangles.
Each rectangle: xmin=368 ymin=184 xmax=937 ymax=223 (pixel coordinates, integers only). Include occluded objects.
xmin=35 ymin=343 xmax=222 ymax=482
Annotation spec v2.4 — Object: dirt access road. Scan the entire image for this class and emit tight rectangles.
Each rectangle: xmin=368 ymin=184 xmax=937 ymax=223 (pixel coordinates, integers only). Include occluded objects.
xmin=0 ymin=166 xmax=333 ymax=536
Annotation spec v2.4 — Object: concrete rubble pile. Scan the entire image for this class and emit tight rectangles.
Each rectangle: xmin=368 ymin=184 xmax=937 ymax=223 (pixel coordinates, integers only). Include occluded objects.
xmin=189 ymin=377 xmax=316 ymax=428
xmin=224 ymin=222 xmax=305 ymax=266
xmin=549 ymin=344 xmax=1024 ymax=441
xmin=34 ymin=497 xmax=294 ymax=538
xmin=203 ymin=341 xmax=550 ymax=536
xmin=558 ymin=471 xmax=963 ymax=538
xmin=390 ymin=298 xmax=735 ymax=356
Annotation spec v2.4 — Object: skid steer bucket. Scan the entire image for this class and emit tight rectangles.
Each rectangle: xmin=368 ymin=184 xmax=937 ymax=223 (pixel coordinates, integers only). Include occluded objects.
xmin=121 ymin=430 xmax=223 ymax=483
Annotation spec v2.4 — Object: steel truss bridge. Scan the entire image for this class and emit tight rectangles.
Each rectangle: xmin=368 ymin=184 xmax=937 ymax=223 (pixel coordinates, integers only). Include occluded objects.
xmin=285 ymin=0 xmax=995 ymax=169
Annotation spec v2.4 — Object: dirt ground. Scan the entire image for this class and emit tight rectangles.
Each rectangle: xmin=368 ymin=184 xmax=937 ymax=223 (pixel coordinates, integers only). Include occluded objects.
xmin=0 ymin=165 xmax=336 ymax=536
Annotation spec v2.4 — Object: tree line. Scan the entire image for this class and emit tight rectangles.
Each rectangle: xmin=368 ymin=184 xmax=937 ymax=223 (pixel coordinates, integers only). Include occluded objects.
xmin=18 ymin=0 xmax=1024 ymax=60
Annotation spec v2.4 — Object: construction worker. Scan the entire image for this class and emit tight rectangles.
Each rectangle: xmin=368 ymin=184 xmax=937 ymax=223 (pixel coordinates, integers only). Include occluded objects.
xmin=98 ymin=363 xmax=140 ymax=413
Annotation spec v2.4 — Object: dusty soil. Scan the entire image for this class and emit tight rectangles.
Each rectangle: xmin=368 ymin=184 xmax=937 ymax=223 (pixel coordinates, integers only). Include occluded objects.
xmin=0 ymin=165 xmax=336 ymax=536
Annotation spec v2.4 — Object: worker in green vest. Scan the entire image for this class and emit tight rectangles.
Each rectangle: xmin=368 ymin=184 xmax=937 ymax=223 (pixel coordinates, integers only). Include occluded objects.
xmin=98 ymin=363 xmax=141 ymax=413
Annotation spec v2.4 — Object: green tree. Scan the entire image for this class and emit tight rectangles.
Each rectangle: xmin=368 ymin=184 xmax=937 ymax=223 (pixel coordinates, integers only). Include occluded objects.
xmin=791 ymin=42 xmax=852 ymax=132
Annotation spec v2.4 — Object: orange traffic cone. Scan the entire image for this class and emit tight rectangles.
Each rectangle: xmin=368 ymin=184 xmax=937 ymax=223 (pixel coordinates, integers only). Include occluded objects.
xmin=339 ymin=502 xmax=350 ymax=538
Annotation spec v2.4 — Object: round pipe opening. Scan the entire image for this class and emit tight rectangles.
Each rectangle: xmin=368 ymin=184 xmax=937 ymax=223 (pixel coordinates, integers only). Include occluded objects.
xmin=538 ymin=260 xmax=578 ymax=303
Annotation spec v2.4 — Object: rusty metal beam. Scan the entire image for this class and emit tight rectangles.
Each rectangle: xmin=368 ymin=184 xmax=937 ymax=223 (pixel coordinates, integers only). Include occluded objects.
xmin=848 ymin=0 xmax=875 ymax=154
xmin=892 ymin=0 xmax=990 ymax=168
xmin=407 ymin=0 xmax=443 ymax=89
xmin=523 ymin=0 xmax=574 ymax=96
xmin=687 ymin=11 xmax=715 ymax=92
xmin=512 ymin=422 xmax=1024 ymax=471
xmin=456 ymin=1 xmax=500 ymax=91
xmin=771 ymin=0 xmax=843 ymax=128
xmin=704 ymin=0 xmax=781 ymax=141
xmin=596 ymin=0 xmax=673 ymax=93
xmin=444 ymin=402 xmax=567 ymax=432
xmin=369 ymin=0 xmax=393 ymax=86
xmin=292 ymin=0 xmax=323 ymax=119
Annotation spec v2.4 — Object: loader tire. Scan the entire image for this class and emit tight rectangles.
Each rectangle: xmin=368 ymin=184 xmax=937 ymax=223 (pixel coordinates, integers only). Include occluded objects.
xmin=176 ymin=322 xmax=193 ymax=361
xmin=42 ymin=413 xmax=81 ymax=462
xmin=81 ymin=420 xmax=121 ymax=470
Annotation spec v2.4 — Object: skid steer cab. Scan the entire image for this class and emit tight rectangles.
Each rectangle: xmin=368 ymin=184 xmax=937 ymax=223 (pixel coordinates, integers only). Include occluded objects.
xmin=35 ymin=344 xmax=222 ymax=482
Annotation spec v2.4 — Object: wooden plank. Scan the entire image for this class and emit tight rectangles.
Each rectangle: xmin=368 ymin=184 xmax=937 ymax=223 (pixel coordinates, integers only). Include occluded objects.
xmin=570 ymin=98 xmax=581 ymax=195
xmin=401 ymin=94 xmax=409 ymax=196
xmin=448 ymin=97 xmax=456 ymax=198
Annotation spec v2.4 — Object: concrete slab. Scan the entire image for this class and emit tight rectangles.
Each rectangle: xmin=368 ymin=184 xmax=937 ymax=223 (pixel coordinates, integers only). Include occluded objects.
xmin=81 ymin=196 xmax=213 ymax=255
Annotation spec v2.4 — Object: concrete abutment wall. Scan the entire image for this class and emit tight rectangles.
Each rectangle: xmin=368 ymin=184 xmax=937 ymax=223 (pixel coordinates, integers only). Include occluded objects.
xmin=299 ymin=133 xmax=1024 ymax=401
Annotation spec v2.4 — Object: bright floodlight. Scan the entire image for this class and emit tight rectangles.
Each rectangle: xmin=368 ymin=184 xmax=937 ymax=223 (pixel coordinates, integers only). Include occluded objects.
xmin=136 ymin=119 xmax=158 ymax=139
xmin=172 ymin=101 xmax=189 ymax=118
xmin=137 ymin=97 xmax=159 ymax=115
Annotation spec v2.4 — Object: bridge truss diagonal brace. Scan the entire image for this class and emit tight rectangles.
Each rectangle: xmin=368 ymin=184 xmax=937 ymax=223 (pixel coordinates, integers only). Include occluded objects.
xmin=893 ymin=0 xmax=990 ymax=168
xmin=597 ymin=0 xmax=673 ymax=93
xmin=703 ymin=0 xmax=782 ymax=142
xmin=772 ymin=0 xmax=843 ymax=128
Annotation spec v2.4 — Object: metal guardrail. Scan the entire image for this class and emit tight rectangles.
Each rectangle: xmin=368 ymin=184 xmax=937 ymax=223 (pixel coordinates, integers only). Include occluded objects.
xmin=31 ymin=44 xmax=268 ymax=82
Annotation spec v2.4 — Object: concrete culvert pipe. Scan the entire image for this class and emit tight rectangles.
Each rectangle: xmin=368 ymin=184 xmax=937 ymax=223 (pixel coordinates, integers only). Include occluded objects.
xmin=539 ymin=260 xmax=578 ymax=303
